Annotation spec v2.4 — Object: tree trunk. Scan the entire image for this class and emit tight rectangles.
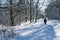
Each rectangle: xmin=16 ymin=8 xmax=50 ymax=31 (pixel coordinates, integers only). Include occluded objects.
xmin=35 ymin=10 xmax=38 ymax=22
xmin=10 ymin=10 xmax=14 ymax=26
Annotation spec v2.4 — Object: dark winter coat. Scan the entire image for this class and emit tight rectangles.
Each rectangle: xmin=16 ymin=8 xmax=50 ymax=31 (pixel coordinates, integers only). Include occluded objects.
xmin=44 ymin=18 xmax=47 ymax=25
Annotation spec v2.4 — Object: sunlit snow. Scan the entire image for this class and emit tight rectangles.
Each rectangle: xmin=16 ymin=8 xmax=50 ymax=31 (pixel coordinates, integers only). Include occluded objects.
xmin=0 ymin=19 xmax=60 ymax=40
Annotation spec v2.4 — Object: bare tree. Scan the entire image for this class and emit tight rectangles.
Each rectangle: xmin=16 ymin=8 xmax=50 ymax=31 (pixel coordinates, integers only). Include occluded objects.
xmin=35 ymin=0 xmax=39 ymax=22
xmin=9 ymin=0 xmax=14 ymax=26
xmin=30 ymin=0 xmax=33 ymax=23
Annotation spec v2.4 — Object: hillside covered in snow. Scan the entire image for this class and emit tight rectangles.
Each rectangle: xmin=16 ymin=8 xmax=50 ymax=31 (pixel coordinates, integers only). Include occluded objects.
xmin=0 ymin=19 xmax=60 ymax=40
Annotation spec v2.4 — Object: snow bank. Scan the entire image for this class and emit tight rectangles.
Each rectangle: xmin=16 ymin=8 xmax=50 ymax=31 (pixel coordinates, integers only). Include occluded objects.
xmin=54 ymin=24 xmax=60 ymax=37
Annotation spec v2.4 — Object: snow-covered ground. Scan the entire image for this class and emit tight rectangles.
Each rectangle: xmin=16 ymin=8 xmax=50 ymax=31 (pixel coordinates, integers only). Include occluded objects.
xmin=0 ymin=19 xmax=60 ymax=40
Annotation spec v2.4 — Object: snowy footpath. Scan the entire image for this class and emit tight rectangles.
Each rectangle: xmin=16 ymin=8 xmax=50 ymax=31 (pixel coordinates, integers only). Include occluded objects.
xmin=0 ymin=19 xmax=60 ymax=40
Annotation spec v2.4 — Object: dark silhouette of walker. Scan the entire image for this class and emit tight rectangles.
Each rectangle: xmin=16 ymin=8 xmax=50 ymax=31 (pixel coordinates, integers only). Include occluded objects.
xmin=44 ymin=18 xmax=47 ymax=25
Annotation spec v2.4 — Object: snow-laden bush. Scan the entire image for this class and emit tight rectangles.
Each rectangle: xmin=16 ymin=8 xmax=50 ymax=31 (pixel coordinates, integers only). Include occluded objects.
xmin=0 ymin=25 xmax=17 ymax=40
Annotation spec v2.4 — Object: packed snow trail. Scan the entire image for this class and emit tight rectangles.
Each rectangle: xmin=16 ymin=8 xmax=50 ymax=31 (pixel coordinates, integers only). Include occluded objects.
xmin=13 ymin=19 xmax=60 ymax=40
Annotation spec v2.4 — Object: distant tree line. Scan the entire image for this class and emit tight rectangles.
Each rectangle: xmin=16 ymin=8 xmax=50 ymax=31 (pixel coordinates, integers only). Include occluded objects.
xmin=45 ymin=0 xmax=60 ymax=20
xmin=0 ymin=0 xmax=45 ymax=26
